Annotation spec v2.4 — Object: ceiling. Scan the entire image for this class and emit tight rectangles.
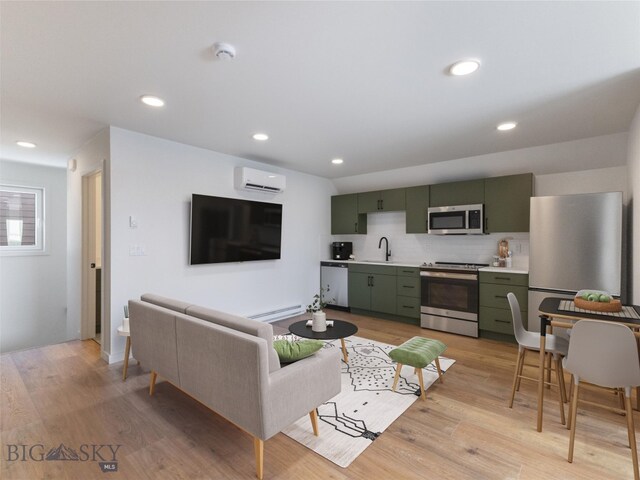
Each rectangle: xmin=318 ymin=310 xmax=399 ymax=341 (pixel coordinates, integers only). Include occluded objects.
xmin=2 ymin=1 xmax=639 ymax=178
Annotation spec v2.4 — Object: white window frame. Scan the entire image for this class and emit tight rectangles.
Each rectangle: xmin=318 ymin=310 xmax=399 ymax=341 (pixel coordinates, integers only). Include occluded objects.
xmin=0 ymin=184 xmax=46 ymax=256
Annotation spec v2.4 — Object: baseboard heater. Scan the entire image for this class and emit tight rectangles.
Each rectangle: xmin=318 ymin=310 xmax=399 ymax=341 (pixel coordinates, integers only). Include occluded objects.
xmin=248 ymin=305 xmax=304 ymax=323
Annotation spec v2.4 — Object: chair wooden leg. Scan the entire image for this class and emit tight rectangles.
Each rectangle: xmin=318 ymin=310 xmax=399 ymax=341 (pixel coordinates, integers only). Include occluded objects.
xmin=309 ymin=409 xmax=319 ymax=436
xmin=558 ymin=358 xmax=568 ymax=403
xmin=149 ymin=371 xmax=157 ymax=396
xmin=516 ymin=349 xmax=526 ymax=392
xmin=122 ymin=337 xmax=131 ymax=381
xmin=254 ymin=437 xmax=264 ymax=480
xmin=416 ymin=368 xmax=426 ymax=400
xmin=434 ymin=357 xmax=444 ymax=383
xmin=554 ymin=356 xmax=566 ymax=425
xmin=414 ymin=367 xmax=419 ymax=375
xmin=637 ymin=386 xmax=640 ymax=412
xmin=625 ymin=392 xmax=640 ymax=480
xmin=545 ymin=352 xmax=552 ymax=389
xmin=509 ymin=348 xmax=524 ymax=408
xmin=392 ymin=364 xmax=402 ymax=392
xmin=568 ymin=382 xmax=580 ymax=463
xmin=567 ymin=375 xmax=575 ymax=430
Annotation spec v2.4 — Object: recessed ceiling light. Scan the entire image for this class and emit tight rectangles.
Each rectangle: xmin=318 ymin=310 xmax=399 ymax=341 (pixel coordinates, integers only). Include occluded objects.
xmin=140 ymin=95 xmax=165 ymax=107
xmin=449 ymin=60 xmax=480 ymax=76
xmin=252 ymin=133 xmax=269 ymax=141
xmin=331 ymin=158 xmax=344 ymax=165
xmin=497 ymin=122 xmax=517 ymax=131
xmin=16 ymin=141 xmax=36 ymax=148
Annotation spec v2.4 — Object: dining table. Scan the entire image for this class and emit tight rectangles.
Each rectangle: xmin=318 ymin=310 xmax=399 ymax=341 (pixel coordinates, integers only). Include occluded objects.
xmin=536 ymin=296 xmax=640 ymax=432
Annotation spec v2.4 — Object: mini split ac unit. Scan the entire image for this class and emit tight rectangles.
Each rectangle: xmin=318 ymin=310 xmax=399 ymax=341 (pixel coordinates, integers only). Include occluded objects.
xmin=234 ymin=167 xmax=286 ymax=194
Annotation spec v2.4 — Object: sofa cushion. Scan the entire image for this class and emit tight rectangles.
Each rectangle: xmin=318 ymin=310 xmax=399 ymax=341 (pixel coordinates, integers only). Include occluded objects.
xmin=141 ymin=293 xmax=193 ymax=314
xmin=186 ymin=305 xmax=280 ymax=373
xmin=273 ymin=339 xmax=323 ymax=364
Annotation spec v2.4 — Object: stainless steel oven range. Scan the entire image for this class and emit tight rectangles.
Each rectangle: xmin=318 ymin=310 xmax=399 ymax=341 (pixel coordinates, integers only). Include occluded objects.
xmin=420 ymin=262 xmax=488 ymax=338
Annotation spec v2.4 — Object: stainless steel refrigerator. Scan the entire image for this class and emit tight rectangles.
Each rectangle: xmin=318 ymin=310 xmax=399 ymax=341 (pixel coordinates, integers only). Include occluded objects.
xmin=528 ymin=192 xmax=623 ymax=331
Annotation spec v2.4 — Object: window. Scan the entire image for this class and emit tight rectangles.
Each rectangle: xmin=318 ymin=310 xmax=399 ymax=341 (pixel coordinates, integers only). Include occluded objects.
xmin=0 ymin=185 xmax=44 ymax=253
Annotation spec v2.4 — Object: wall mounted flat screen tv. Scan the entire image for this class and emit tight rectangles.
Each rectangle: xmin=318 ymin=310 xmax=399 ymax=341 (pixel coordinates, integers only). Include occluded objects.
xmin=190 ymin=194 xmax=282 ymax=265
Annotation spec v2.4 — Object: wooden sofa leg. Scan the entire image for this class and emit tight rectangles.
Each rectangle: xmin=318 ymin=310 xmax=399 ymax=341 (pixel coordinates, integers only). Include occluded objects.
xmin=149 ymin=371 xmax=158 ymax=396
xmin=254 ymin=437 xmax=264 ymax=480
xmin=309 ymin=409 xmax=319 ymax=436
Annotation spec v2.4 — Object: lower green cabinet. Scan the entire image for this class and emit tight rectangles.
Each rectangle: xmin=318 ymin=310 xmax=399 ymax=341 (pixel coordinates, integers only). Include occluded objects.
xmin=348 ymin=267 xmax=396 ymax=315
xmin=479 ymin=271 xmax=529 ymax=339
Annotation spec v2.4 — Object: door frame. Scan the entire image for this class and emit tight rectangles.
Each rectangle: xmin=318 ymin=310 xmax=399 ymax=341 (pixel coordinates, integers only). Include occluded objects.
xmin=81 ymin=169 xmax=104 ymax=341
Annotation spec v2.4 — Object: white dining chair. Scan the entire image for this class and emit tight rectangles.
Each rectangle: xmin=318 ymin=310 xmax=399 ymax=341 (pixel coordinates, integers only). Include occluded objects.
xmin=563 ymin=319 xmax=640 ymax=480
xmin=507 ymin=293 xmax=569 ymax=424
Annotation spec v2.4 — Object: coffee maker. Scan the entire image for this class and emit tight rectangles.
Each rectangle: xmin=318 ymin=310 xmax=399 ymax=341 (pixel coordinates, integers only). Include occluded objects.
xmin=332 ymin=242 xmax=353 ymax=260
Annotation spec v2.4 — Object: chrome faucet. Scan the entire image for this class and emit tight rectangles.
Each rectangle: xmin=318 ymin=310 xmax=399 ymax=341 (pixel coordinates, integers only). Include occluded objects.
xmin=378 ymin=236 xmax=391 ymax=262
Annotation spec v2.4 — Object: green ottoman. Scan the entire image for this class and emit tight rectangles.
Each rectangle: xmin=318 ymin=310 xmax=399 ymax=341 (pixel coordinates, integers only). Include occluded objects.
xmin=388 ymin=336 xmax=447 ymax=400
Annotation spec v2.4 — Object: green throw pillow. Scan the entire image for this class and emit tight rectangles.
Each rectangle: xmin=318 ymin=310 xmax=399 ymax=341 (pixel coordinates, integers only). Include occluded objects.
xmin=273 ymin=339 xmax=323 ymax=364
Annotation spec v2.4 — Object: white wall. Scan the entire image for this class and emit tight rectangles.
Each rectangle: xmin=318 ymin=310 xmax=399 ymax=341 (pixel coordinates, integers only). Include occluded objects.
xmin=628 ymin=104 xmax=640 ymax=304
xmin=108 ymin=127 xmax=336 ymax=362
xmin=0 ymin=160 xmax=68 ymax=352
xmin=333 ymin=132 xmax=628 ymax=194
xmin=67 ymin=129 xmax=110 ymax=352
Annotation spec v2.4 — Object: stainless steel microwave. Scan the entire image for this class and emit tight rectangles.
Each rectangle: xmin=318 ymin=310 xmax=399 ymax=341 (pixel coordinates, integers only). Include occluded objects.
xmin=427 ymin=204 xmax=484 ymax=235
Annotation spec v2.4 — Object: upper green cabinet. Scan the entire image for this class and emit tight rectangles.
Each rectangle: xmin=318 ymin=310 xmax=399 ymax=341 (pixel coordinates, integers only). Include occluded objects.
xmin=405 ymin=185 xmax=430 ymax=233
xmin=484 ymin=173 xmax=533 ymax=233
xmin=357 ymin=188 xmax=405 ymax=213
xmin=331 ymin=194 xmax=367 ymax=234
xmin=429 ymin=179 xmax=485 ymax=207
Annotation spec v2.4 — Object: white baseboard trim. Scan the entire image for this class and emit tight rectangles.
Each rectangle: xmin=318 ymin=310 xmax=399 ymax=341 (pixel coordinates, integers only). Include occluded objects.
xmin=102 ymin=349 xmax=134 ymax=365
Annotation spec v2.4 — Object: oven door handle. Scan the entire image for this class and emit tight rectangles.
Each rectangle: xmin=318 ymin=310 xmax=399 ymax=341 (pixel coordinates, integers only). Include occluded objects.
xmin=420 ymin=271 xmax=478 ymax=281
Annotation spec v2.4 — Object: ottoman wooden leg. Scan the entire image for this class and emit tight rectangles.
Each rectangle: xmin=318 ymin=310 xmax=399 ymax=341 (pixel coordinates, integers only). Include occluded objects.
xmin=392 ymin=363 xmax=403 ymax=391
xmin=416 ymin=369 xmax=426 ymax=400
xmin=435 ymin=357 xmax=444 ymax=384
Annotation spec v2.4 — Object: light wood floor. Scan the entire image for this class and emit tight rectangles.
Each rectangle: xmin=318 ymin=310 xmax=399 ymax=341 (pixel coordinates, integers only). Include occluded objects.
xmin=1 ymin=310 xmax=637 ymax=479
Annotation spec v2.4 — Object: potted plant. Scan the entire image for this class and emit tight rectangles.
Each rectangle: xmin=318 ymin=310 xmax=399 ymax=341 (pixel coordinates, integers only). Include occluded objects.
xmin=307 ymin=286 xmax=333 ymax=332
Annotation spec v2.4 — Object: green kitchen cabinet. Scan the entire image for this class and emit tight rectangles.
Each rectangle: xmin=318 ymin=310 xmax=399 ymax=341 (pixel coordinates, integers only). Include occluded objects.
xmin=331 ymin=194 xmax=367 ymax=234
xmin=484 ymin=173 xmax=533 ymax=233
xmin=348 ymin=264 xmax=397 ymax=315
xmin=479 ymin=271 xmax=529 ymax=339
xmin=396 ymin=267 xmax=420 ymax=319
xmin=348 ymin=272 xmax=372 ymax=310
xmin=370 ymin=273 xmax=397 ymax=314
xmin=357 ymin=188 xmax=406 ymax=213
xmin=429 ymin=179 xmax=485 ymax=207
xmin=405 ymin=185 xmax=430 ymax=233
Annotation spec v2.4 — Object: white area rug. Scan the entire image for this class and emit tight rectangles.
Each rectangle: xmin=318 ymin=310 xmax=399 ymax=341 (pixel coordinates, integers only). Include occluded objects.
xmin=281 ymin=336 xmax=455 ymax=468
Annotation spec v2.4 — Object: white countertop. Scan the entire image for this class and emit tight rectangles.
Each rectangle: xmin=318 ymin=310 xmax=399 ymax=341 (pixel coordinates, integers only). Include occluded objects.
xmin=479 ymin=266 xmax=529 ymax=275
xmin=322 ymin=259 xmax=422 ymax=268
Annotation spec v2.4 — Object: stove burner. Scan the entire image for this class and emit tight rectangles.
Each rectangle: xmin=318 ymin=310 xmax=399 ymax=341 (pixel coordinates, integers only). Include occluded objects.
xmin=421 ymin=261 xmax=490 ymax=271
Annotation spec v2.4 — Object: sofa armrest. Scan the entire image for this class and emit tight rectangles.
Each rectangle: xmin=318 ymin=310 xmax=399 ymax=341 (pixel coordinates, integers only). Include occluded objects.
xmin=262 ymin=347 xmax=341 ymax=440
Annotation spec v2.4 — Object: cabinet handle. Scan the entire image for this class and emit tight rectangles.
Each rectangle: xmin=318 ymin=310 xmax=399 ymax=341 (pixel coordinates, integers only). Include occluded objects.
xmin=354 ymin=222 xmax=358 ymax=232
xmin=403 ymin=305 xmax=414 ymax=308
xmin=494 ymin=295 xmax=508 ymax=299
xmin=367 ymin=276 xmax=371 ymax=287
xmin=371 ymin=276 xmax=375 ymax=287
xmin=402 ymin=285 xmax=415 ymax=289
xmin=495 ymin=319 xmax=511 ymax=324
xmin=380 ymin=199 xmax=384 ymax=210
xmin=495 ymin=276 xmax=512 ymax=281
xmin=401 ymin=270 xmax=413 ymax=274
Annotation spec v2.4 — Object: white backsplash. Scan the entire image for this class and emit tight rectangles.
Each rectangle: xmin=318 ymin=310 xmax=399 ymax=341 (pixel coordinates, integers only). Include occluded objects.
xmin=329 ymin=211 xmax=530 ymax=268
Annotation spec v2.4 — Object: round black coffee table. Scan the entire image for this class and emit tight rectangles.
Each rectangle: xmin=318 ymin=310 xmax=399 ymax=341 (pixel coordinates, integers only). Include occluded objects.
xmin=288 ymin=319 xmax=358 ymax=363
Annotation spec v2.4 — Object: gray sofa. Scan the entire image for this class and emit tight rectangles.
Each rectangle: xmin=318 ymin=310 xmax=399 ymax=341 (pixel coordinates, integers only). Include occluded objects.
xmin=129 ymin=294 xmax=341 ymax=479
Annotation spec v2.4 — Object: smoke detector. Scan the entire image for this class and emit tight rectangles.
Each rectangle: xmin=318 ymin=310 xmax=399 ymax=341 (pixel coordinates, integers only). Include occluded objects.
xmin=213 ymin=42 xmax=236 ymax=61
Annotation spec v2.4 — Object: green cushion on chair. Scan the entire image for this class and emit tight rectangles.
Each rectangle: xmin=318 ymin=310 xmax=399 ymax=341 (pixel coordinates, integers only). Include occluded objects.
xmin=388 ymin=336 xmax=447 ymax=368
xmin=273 ymin=339 xmax=324 ymax=364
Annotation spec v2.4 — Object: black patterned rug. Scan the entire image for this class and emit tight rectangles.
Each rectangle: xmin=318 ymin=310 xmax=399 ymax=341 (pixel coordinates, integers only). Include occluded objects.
xmin=281 ymin=336 xmax=455 ymax=467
